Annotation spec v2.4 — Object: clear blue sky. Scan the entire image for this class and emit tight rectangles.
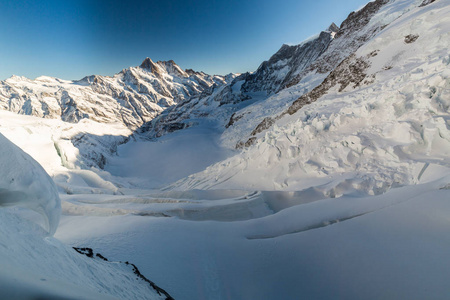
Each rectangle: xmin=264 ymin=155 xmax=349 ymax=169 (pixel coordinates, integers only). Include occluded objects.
xmin=0 ymin=0 xmax=371 ymax=80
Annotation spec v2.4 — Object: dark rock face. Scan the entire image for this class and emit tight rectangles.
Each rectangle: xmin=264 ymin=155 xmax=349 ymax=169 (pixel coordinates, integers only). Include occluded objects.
xmin=285 ymin=51 xmax=377 ymax=116
xmin=419 ymin=0 xmax=435 ymax=7
xmin=327 ymin=22 xmax=340 ymax=33
xmin=140 ymin=57 xmax=161 ymax=74
xmin=251 ymin=117 xmax=276 ymax=136
xmin=404 ymin=34 xmax=419 ymax=43
xmin=335 ymin=0 xmax=390 ymax=39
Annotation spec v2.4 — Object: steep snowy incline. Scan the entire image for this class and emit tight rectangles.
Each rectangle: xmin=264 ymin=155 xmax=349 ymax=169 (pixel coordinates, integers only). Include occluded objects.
xmin=172 ymin=0 xmax=450 ymax=193
xmin=0 ymin=133 xmax=60 ymax=235
xmin=0 ymin=58 xmax=228 ymax=129
xmin=224 ymin=0 xmax=426 ymax=148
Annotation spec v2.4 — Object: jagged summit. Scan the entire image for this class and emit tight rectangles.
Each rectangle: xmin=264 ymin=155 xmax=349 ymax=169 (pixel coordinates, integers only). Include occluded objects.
xmin=140 ymin=57 xmax=188 ymax=77
xmin=139 ymin=57 xmax=162 ymax=76
xmin=0 ymin=57 xmax=230 ymax=130
xmin=140 ymin=57 xmax=156 ymax=69
xmin=327 ymin=22 xmax=340 ymax=32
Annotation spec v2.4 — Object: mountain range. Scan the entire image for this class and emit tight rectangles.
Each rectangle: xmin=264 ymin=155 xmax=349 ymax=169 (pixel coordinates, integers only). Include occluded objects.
xmin=0 ymin=0 xmax=449 ymax=299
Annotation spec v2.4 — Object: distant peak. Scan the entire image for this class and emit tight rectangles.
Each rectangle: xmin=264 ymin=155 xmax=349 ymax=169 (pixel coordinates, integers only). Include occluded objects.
xmin=327 ymin=22 xmax=340 ymax=32
xmin=157 ymin=60 xmax=188 ymax=77
xmin=157 ymin=59 xmax=179 ymax=67
xmin=140 ymin=57 xmax=156 ymax=69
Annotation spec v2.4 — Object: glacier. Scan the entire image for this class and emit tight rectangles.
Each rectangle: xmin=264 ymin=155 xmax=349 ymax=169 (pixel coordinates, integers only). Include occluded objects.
xmin=0 ymin=0 xmax=449 ymax=299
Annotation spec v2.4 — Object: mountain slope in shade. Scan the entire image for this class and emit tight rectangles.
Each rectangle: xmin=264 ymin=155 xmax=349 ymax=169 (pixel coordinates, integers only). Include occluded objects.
xmin=242 ymin=23 xmax=339 ymax=95
xmin=225 ymin=0 xmax=416 ymax=148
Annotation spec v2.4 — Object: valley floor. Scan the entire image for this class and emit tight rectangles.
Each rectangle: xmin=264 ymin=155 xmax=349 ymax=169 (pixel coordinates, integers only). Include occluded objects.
xmin=56 ymin=161 xmax=450 ymax=300
xmin=1 ymin=110 xmax=449 ymax=299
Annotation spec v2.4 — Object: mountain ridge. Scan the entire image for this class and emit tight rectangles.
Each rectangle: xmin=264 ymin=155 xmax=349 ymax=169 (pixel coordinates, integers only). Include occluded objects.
xmin=0 ymin=58 xmax=229 ymax=129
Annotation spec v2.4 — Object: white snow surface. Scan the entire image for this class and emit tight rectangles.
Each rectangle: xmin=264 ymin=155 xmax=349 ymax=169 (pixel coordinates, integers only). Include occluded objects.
xmin=0 ymin=114 xmax=168 ymax=299
xmin=0 ymin=132 xmax=60 ymax=235
xmin=0 ymin=208 xmax=166 ymax=299
xmin=0 ymin=1 xmax=449 ymax=299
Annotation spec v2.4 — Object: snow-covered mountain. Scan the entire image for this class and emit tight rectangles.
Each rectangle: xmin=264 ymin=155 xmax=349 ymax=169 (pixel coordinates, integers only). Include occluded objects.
xmin=0 ymin=58 xmax=228 ymax=129
xmin=138 ymin=23 xmax=340 ymax=139
xmin=242 ymin=23 xmax=339 ymax=95
xmin=173 ymin=0 xmax=450 ymax=193
xmin=137 ymin=0 xmax=407 ymax=142
xmin=1 ymin=0 xmax=450 ymax=299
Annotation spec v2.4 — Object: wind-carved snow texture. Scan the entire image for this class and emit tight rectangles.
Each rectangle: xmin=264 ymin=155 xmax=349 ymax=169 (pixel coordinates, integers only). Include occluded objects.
xmin=0 ymin=133 xmax=61 ymax=235
xmin=0 ymin=58 xmax=228 ymax=130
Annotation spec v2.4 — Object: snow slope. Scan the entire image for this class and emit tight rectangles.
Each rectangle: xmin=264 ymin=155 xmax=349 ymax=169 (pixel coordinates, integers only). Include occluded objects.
xmin=0 ymin=132 xmax=60 ymax=235
xmin=173 ymin=0 xmax=450 ymax=194
xmin=0 ymin=132 xmax=171 ymax=299
xmin=0 ymin=208 xmax=169 ymax=300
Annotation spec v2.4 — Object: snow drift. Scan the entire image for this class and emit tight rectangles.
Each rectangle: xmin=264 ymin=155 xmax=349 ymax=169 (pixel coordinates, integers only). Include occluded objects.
xmin=0 ymin=133 xmax=60 ymax=235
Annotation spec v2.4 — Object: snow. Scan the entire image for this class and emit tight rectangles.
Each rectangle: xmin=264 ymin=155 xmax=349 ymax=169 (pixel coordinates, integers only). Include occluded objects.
xmin=0 ymin=0 xmax=449 ymax=299
xmin=0 ymin=115 xmax=168 ymax=299
xmin=0 ymin=132 xmax=60 ymax=235
xmin=0 ymin=58 xmax=229 ymax=130
xmin=55 ymin=176 xmax=450 ymax=300
xmin=175 ymin=0 xmax=450 ymax=193
xmin=107 ymin=124 xmax=235 ymax=188
xmin=0 ymin=208 xmax=167 ymax=299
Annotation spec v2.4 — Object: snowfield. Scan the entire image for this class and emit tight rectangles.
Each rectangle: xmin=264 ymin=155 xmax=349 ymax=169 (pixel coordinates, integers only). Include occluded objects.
xmin=0 ymin=0 xmax=449 ymax=299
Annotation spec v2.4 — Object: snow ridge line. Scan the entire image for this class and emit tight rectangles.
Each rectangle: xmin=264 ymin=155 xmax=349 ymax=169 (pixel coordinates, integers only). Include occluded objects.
xmin=73 ymin=247 xmax=175 ymax=300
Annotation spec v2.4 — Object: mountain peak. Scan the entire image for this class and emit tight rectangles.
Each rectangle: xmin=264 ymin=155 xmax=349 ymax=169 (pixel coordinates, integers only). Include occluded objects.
xmin=140 ymin=57 xmax=157 ymax=70
xmin=156 ymin=60 xmax=188 ymax=77
xmin=327 ymin=22 xmax=339 ymax=32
